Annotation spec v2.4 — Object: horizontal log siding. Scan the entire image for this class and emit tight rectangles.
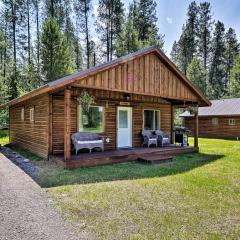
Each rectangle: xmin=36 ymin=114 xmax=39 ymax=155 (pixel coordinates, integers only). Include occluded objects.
xmin=184 ymin=116 xmax=240 ymax=139
xmin=52 ymin=96 xmax=77 ymax=155
xmin=52 ymin=90 xmax=171 ymax=155
xmin=73 ymin=53 xmax=198 ymax=102
xmin=9 ymin=94 xmax=49 ymax=158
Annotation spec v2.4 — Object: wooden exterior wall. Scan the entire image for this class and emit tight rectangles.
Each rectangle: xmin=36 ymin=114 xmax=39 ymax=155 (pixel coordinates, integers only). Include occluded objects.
xmin=73 ymin=53 xmax=199 ymax=103
xmin=184 ymin=116 xmax=240 ymax=139
xmin=52 ymin=89 xmax=172 ymax=155
xmin=9 ymin=94 xmax=50 ymax=158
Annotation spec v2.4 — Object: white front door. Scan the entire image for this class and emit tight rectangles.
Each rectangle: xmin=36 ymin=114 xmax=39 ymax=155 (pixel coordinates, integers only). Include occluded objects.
xmin=117 ymin=107 xmax=132 ymax=148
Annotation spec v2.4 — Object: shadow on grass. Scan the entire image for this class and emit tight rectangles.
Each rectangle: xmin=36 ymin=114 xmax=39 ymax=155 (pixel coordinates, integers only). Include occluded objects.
xmin=1 ymin=144 xmax=224 ymax=188
xmin=40 ymin=152 xmax=224 ymax=188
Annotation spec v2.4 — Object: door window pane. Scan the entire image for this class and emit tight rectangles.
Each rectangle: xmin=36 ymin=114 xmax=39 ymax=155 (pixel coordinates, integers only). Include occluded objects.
xmin=119 ymin=110 xmax=128 ymax=128
xmin=79 ymin=106 xmax=104 ymax=133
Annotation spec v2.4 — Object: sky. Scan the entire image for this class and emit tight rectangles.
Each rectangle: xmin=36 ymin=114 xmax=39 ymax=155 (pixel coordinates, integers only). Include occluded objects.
xmin=93 ymin=0 xmax=240 ymax=57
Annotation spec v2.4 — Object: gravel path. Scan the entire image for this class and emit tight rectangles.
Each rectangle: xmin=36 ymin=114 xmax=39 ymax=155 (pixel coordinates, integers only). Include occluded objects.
xmin=0 ymin=152 xmax=90 ymax=240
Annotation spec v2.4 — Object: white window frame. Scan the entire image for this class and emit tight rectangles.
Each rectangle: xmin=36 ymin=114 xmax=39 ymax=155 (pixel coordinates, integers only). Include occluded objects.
xmin=143 ymin=109 xmax=160 ymax=130
xmin=229 ymin=119 xmax=235 ymax=126
xmin=212 ymin=118 xmax=218 ymax=125
xmin=21 ymin=108 xmax=24 ymax=121
xmin=79 ymin=105 xmax=105 ymax=133
xmin=30 ymin=107 xmax=34 ymax=122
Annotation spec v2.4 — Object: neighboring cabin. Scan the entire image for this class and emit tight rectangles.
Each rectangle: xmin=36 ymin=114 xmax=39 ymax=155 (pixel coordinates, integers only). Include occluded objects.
xmin=181 ymin=98 xmax=240 ymax=140
xmin=0 ymin=46 xmax=210 ymax=168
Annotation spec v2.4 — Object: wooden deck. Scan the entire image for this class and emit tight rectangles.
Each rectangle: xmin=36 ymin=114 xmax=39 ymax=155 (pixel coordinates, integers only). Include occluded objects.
xmin=49 ymin=145 xmax=199 ymax=169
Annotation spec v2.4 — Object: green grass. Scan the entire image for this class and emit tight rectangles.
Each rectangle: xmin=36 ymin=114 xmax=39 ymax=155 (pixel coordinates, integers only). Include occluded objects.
xmin=48 ymin=138 xmax=240 ymax=239
xmin=0 ymin=130 xmax=9 ymax=145
xmin=0 ymin=132 xmax=239 ymax=239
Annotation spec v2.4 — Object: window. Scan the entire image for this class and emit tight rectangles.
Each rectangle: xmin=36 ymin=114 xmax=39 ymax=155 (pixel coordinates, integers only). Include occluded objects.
xmin=212 ymin=118 xmax=218 ymax=125
xmin=79 ymin=106 xmax=104 ymax=133
xmin=119 ymin=110 xmax=128 ymax=128
xmin=21 ymin=108 xmax=24 ymax=121
xmin=229 ymin=119 xmax=235 ymax=125
xmin=30 ymin=107 xmax=34 ymax=122
xmin=143 ymin=109 xmax=160 ymax=130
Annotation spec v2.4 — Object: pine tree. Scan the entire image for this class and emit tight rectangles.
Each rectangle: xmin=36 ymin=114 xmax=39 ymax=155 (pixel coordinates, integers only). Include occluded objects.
xmin=115 ymin=8 xmax=142 ymax=57
xmin=44 ymin=0 xmax=66 ymax=28
xmin=187 ymin=56 xmax=206 ymax=93
xmin=96 ymin=0 xmax=124 ymax=61
xmin=198 ymin=2 xmax=213 ymax=72
xmin=176 ymin=25 xmax=189 ymax=74
xmin=230 ymin=55 xmax=240 ymax=97
xmin=40 ymin=18 xmax=73 ymax=82
xmin=176 ymin=1 xmax=199 ymax=74
xmin=74 ymin=0 xmax=92 ymax=68
xmin=208 ymin=21 xmax=226 ymax=99
xmin=72 ymin=36 xmax=83 ymax=71
xmin=225 ymin=27 xmax=239 ymax=94
xmin=170 ymin=41 xmax=182 ymax=70
xmin=185 ymin=1 xmax=199 ymax=61
xmin=133 ymin=0 xmax=164 ymax=48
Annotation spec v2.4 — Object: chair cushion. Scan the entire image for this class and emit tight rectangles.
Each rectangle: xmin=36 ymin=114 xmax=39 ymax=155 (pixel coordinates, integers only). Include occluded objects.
xmin=77 ymin=140 xmax=103 ymax=144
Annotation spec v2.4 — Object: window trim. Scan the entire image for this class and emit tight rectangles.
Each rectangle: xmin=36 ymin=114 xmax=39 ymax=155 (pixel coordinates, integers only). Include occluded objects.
xmin=143 ymin=109 xmax=161 ymax=130
xmin=229 ymin=119 xmax=235 ymax=126
xmin=29 ymin=107 xmax=34 ymax=122
xmin=21 ymin=108 xmax=24 ymax=121
xmin=78 ymin=105 xmax=105 ymax=133
xmin=212 ymin=117 xmax=218 ymax=125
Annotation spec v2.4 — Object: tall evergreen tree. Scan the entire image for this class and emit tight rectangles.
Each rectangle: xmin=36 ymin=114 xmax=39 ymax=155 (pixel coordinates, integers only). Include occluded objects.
xmin=176 ymin=1 xmax=199 ymax=74
xmin=133 ymin=0 xmax=164 ymax=48
xmin=187 ymin=56 xmax=206 ymax=93
xmin=115 ymin=7 xmax=142 ymax=57
xmin=40 ymin=18 xmax=73 ymax=82
xmin=197 ymin=2 xmax=213 ymax=94
xmin=96 ymin=0 xmax=124 ymax=61
xmin=230 ymin=54 xmax=240 ymax=97
xmin=208 ymin=21 xmax=226 ymax=99
xmin=74 ymin=0 xmax=92 ymax=68
xmin=225 ymin=27 xmax=239 ymax=94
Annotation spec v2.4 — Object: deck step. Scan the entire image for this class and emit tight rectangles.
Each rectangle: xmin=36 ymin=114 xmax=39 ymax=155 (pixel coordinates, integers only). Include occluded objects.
xmin=138 ymin=154 xmax=173 ymax=164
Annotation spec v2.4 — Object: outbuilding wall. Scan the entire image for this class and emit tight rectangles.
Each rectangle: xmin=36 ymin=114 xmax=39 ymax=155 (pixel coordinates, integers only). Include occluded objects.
xmin=184 ymin=116 xmax=240 ymax=139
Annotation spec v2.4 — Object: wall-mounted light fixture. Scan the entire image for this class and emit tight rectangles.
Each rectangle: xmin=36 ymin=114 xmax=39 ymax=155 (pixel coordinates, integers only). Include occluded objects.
xmin=124 ymin=93 xmax=131 ymax=101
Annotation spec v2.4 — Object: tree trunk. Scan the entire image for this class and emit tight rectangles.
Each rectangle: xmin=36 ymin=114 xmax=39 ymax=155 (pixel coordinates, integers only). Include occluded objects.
xmin=11 ymin=1 xmax=17 ymax=78
xmin=36 ymin=0 xmax=40 ymax=85
xmin=27 ymin=0 xmax=31 ymax=64
xmin=84 ymin=0 xmax=90 ymax=68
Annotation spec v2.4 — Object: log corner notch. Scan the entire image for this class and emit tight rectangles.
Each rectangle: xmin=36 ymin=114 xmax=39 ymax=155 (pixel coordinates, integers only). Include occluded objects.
xmin=64 ymin=88 xmax=71 ymax=161
xmin=194 ymin=106 xmax=199 ymax=148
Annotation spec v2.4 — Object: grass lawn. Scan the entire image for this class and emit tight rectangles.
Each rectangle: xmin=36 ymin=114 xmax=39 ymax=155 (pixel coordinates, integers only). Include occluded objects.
xmin=0 ymin=133 xmax=240 ymax=239
xmin=0 ymin=130 xmax=9 ymax=145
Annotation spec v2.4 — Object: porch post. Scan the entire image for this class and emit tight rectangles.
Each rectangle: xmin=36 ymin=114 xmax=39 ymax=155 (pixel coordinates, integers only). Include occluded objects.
xmin=171 ymin=105 xmax=174 ymax=144
xmin=194 ymin=106 xmax=199 ymax=148
xmin=64 ymin=88 xmax=71 ymax=161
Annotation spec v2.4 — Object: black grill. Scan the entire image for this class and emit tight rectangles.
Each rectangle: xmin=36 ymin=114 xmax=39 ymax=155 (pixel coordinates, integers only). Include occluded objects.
xmin=174 ymin=127 xmax=191 ymax=146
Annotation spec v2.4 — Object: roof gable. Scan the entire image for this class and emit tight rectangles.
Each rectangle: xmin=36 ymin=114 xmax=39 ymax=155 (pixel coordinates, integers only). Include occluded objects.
xmin=0 ymin=46 xmax=210 ymax=108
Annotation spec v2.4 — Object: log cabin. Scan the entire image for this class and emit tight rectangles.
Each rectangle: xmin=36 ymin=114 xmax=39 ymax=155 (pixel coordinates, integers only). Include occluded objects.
xmin=181 ymin=98 xmax=240 ymax=140
xmin=0 ymin=46 xmax=211 ymax=168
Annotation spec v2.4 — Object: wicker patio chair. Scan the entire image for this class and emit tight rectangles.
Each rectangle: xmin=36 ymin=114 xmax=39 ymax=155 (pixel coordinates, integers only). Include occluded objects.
xmin=141 ymin=130 xmax=158 ymax=147
xmin=155 ymin=130 xmax=170 ymax=147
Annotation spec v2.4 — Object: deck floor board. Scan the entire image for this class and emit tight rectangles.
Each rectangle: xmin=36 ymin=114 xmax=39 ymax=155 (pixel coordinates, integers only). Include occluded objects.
xmin=49 ymin=145 xmax=199 ymax=169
